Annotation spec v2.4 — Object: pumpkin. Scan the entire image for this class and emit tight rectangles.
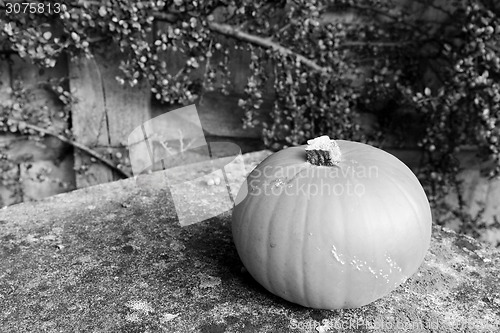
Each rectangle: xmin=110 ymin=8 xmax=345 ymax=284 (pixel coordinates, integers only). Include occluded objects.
xmin=232 ymin=136 xmax=432 ymax=309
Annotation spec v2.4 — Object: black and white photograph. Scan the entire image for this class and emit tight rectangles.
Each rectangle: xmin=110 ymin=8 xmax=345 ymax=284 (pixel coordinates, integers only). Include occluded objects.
xmin=0 ymin=0 xmax=499 ymax=332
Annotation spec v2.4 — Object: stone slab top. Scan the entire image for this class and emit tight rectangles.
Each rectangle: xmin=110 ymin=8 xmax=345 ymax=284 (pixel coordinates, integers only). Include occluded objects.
xmin=0 ymin=150 xmax=499 ymax=333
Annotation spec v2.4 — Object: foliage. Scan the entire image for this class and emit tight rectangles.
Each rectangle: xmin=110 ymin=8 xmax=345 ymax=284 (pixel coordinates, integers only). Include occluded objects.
xmin=1 ymin=0 xmax=500 ymax=242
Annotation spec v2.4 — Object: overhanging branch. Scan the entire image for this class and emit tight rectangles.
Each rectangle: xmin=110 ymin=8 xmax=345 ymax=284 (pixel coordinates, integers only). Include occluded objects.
xmin=6 ymin=120 xmax=131 ymax=179
xmin=152 ymin=12 xmax=328 ymax=73
xmin=206 ymin=22 xmax=328 ymax=73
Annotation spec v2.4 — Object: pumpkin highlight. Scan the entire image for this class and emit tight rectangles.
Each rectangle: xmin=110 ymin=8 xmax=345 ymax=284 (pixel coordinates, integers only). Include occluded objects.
xmin=232 ymin=136 xmax=432 ymax=309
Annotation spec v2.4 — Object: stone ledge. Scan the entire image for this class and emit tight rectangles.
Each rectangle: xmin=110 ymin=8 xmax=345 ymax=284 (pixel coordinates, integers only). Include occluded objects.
xmin=0 ymin=150 xmax=499 ymax=333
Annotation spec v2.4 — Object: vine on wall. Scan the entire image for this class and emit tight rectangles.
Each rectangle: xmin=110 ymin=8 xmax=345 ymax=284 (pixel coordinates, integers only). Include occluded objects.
xmin=1 ymin=0 xmax=500 ymax=242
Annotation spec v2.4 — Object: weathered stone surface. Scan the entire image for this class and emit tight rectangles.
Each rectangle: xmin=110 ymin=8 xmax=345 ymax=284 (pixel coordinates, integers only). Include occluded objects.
xmin=0 ymin=151 xmax=499 ymax=333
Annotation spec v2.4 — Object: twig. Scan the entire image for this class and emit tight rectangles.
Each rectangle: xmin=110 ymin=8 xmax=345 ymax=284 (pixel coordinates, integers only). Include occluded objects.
xmin=340 ymin=40 xmax=414 ymax=47
xmin=199 ymin=39 xmax=213 ymax=105
xmin=152 ymin=12 xmax=327 ymax=72
xmin=8 ymin=120 xmax=131 ymax=178
xmin=88 ymin=36 xmax=110 ymax=44
xmin=207 ymin=22 xmax=328 ymax=73
xmin=152 ymin=11 xmax=177 ymax=23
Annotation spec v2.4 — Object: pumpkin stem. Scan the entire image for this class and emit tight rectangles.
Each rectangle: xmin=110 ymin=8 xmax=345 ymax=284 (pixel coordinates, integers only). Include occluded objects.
xmin=305 ymin=135 xmax=341 ymax=166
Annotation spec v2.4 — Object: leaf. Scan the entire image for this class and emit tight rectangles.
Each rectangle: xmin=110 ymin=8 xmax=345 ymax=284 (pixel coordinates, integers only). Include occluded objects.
xmin=99 ymin=6 xmax=107 ymax=17
xmin=71 ymin=32 xmax=80 ymax=42
xmin=125 ymin=300 xmax=154 ymax=314
xmin=424 ymin=87 xmax=431 ymax=96
xmin=160 ymin=313 xmax=179 ymax=324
